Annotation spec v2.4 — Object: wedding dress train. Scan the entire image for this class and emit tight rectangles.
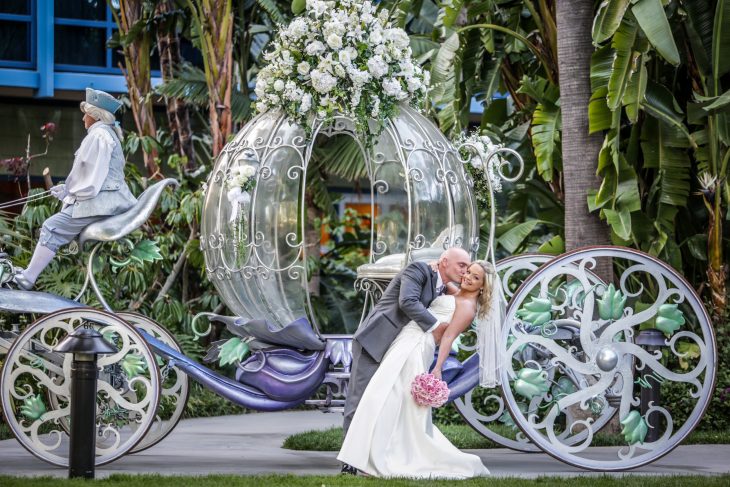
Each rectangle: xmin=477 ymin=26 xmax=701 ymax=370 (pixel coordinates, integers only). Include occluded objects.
xmin=338 ymin=295 xmax=489 ymax=479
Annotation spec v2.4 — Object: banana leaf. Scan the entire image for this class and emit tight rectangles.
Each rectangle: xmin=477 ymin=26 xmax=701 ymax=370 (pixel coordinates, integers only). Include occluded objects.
xmin=592 ymin=0 xmax=631 ymax=44
xmin=631 ymin=0 xmax=680 ymax=66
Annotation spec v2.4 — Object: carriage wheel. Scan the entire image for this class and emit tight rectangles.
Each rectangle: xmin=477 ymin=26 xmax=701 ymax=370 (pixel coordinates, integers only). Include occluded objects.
xmin=116 ymin=312 xmax=190 ymax=453
xmin=0 ymin=308 xmax=160 ymax=467
xmin=500 ymin=246 xmax=716 ymax=470
xmin=453 ymin=254 xmax=618 ymax=451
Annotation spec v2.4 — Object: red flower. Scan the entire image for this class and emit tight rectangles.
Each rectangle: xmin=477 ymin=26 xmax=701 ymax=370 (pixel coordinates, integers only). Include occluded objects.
xmin=0 ymin=157 xmax=26 ymax=176
xmin=40 ymin=122 xmax=56 ymax=140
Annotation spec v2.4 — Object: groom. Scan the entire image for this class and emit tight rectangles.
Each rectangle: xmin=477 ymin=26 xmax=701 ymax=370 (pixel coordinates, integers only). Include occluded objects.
xmin=341 ymin=247 xmax=471 ymax=473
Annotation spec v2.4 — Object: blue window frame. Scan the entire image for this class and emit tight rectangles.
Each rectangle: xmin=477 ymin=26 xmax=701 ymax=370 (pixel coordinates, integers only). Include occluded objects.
xmin=0 ymin=1 xmax=162 ymax=97
xmin=54 ymin=1 xmax=120 ymax=74
xmin=0 ymin=0 xmax=34 ymax=69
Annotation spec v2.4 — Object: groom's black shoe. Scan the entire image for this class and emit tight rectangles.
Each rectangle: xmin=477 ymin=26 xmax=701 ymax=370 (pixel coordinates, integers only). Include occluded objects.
xmin=340 ymin=463 xmax=357 ymax=476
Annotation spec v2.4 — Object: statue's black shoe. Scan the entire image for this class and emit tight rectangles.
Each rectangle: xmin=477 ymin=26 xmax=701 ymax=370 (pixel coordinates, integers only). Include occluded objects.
xmin=340 ymin=463 xmax=357 ymax=476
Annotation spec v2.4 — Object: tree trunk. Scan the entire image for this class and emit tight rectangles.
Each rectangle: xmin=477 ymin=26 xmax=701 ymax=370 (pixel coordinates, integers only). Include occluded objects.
xmin=557 ymin=0 xmax=611 ymax=274
xmin=557 ymin=0 xmax=615 ymax=433
xmin=188 ymin=0 xmax=234 ymax=157
xmin=113 ymin=0 xmax=160 ymax=178
xmin=154 ymin=0 xmax=196 ymax=170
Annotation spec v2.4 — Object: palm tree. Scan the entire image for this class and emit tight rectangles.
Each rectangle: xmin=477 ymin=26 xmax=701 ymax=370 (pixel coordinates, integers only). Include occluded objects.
xmin=556 ymin=0 xmax=611 ymax=264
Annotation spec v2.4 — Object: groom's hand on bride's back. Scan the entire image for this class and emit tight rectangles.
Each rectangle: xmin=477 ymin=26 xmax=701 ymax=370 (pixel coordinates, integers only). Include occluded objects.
xmin=432 ymin=322 xmax=449 ymax=344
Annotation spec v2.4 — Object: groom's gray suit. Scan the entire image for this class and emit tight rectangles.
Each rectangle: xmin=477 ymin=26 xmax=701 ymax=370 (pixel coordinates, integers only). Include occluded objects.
xmin=343 ymin=261 xmax=441 ymax=435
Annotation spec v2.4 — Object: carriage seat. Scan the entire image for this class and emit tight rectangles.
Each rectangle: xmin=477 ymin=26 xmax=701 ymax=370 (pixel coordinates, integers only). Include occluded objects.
xmin=78 ymin=178 xmax=179 ymax=246
xmin=356 ymin=248 xmax=444 ymax=281
xmin=356 ymin=225 xmax=465 ymax=281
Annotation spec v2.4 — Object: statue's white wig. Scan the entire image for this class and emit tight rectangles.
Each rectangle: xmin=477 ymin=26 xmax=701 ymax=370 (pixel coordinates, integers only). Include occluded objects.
xmin=80 ymin=101 xmax=123 ymax=139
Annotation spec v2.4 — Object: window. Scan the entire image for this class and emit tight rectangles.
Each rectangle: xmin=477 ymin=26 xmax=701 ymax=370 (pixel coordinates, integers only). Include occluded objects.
xmin=0 ymin=0 xmax=33 ymax=68
xmin=54 ymin=0 xmax=116 ymax=73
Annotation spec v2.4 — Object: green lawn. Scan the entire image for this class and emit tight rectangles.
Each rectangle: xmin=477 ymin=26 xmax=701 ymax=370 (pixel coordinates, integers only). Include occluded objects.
xmin=283 ymin=424 xmax=730 ymax=451
xmin=0 ymin=475 xmax=728 ymax=487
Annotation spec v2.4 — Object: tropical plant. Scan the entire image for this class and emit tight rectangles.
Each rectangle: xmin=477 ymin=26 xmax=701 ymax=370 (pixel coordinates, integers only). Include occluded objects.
xmin=108 ymin=0 xmax=161 ymax=177
xmin=588 ymin=0 xmax=730 ymax=319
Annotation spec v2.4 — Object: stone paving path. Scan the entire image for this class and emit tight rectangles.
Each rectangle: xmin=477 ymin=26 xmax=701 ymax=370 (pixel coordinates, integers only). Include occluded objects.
xmin=1 ymin=411 xmax=728 ymax=478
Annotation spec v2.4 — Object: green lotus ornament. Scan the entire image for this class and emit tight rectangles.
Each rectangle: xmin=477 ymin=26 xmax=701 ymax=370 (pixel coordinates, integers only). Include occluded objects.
xmin=218 ymin=337 xmax=250 ymax=367
xmin=121 ymin=353 xmax=147 ymax=378
xmin=516 ymin=297 xmax=552 ymax=326
xmin=597 ymin=283 xmax=626 ymax=320
xmin=620 ymin=410 xmax=648 ymax=445
xmin=514 ymin=367 xmax=550 ymax=400
xmin=656 ymin=304 xmax=685 ymax=336
xmin=20 ymin=394 xmax=47 ymax=421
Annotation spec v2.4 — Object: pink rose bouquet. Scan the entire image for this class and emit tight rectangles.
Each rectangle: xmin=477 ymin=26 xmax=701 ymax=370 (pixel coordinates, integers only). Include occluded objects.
xmin=411 ymin=373 xmax=449 ymax=408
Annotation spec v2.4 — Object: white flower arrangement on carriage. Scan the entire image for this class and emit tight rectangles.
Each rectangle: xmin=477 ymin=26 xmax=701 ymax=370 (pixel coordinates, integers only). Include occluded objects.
xmin=0 ymin=0 xmax=719 ymax=473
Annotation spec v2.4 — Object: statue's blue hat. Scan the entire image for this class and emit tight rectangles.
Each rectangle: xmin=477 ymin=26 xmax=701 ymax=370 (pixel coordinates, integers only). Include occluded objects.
xmin=81 ymin=87 xmax=123 ymax=114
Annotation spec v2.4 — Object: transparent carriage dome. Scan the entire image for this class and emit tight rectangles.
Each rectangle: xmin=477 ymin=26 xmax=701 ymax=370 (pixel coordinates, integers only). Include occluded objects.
xmin=201 ymin=105 xmax=478 ymax=334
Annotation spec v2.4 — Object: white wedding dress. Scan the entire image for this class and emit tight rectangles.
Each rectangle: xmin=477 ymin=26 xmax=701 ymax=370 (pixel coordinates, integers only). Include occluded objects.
xmin=338 ymin=295 xmax=489 ymax=479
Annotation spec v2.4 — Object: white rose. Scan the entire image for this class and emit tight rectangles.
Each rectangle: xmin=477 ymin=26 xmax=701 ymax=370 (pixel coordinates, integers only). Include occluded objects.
xmin=305 ymin=41 xmax=326 ymax=56
xmin=338 ymin=49 xmax=352 ymax=66
xmin=349 ymin=67 xmax=371 ymax=86
xmin=298 ymin=61 xmax=311 ymax=76
xmin=334 ymin=63 xmax=346 ymax=78
xmin=273 ymin=79 xmax=285 ymax=91
xmin=326 ymin=33 xmax=342 ymax=50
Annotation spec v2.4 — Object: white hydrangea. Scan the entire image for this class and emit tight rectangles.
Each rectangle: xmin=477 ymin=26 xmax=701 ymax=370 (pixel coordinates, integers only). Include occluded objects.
xmin=310 ymin=69 xmax=337 ymax=93
xmin=382 ymin=78 xmax=405 ymax=99
xmin=288 ymin=18 xmax=308 ymax=40
xmin=366 ymin=56 xmax=388 ymax=79
xmin=300 ymin=93 xmax=312 ymax=112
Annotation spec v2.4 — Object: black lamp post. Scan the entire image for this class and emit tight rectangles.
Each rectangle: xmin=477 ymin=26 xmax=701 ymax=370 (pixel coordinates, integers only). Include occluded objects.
xmin=55 ymin=323 xmax=118 ymax=479
xmin=635 ymin=328 xmax=666 ymax=443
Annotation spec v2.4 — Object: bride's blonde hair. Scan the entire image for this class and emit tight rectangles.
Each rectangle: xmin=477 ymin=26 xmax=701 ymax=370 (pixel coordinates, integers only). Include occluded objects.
xmin=472 ymin=260 xmax=497 ymax=319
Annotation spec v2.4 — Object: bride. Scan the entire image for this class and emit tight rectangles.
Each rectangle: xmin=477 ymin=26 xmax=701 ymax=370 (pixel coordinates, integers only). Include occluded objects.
xmin=337 ymin=260 xmax=504 ymax=479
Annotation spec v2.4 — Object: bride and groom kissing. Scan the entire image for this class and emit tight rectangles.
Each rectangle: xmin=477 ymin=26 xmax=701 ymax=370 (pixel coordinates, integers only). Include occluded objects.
xmin=338 ymin=247 xmax=504 ymax=479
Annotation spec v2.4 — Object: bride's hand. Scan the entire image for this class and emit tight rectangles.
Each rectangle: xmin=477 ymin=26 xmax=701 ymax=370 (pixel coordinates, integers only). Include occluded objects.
xmin=432 ymin=367 xmax=442 ymax=381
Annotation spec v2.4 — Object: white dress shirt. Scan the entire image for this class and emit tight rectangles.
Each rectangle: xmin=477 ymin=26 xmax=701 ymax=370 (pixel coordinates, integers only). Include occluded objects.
xmin=428 ymin=271 xmax=444 ymax=332
xmin=62 ymin=121 xmax=115 ymax=206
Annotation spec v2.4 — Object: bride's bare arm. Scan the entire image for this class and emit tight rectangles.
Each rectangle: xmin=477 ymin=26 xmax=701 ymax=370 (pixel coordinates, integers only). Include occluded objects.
xmin=432 ymin=297 xmax=476 ymax=380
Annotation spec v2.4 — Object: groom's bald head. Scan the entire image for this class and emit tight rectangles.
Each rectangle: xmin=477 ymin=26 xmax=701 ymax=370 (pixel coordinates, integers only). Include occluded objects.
xmin=437 ymin=247 xmax=471 ymax=284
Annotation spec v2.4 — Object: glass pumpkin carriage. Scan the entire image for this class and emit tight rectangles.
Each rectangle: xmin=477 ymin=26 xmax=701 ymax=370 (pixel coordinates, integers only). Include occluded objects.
xmin=0 ymin=106 xmax=718 ymax=472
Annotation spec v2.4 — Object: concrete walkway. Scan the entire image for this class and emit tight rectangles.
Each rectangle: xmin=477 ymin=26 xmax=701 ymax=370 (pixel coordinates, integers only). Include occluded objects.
xmin=1 ymin=411 xmax=729 ymax=478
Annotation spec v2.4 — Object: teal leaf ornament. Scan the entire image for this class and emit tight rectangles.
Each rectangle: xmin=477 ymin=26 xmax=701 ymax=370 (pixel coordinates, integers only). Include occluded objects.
xmin=130 ymin=239 xmax=163 ymax=265
xmin=597 ymin=283 xmax=626 ymax=320
xmin=514 ymin=367 xmax=551 ymax=400
xmin=218 ymin=337 xmax=250 ymax=367
xmin=620 ymin=410 xmax=648 ymax=445
xmin=20 ymin=394 xmax=47 ymax=421
xmin=121 ymin=353 xmax=147 ymax=378
xmin=551 ymin=376 xmax=577 ymax=400
xmin=655 ymin=303 xmax=685 ymax=336
xmin=515 ymin=297 xmax=552 ymax=326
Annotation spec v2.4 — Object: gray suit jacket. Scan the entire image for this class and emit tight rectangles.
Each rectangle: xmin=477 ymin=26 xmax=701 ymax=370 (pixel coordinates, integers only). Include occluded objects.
xmin=354 ymin=261 xmax=439 ymax=362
